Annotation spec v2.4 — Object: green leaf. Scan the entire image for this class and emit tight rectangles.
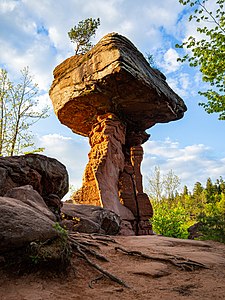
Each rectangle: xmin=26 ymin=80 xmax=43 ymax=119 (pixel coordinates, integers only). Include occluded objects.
xmin=176 ymin=0 xmax=225 ymax=120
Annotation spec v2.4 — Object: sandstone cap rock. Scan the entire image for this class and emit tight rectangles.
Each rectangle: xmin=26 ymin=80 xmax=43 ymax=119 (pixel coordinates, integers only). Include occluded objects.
xmin=49 ymin=32 xmax=187 ymax=137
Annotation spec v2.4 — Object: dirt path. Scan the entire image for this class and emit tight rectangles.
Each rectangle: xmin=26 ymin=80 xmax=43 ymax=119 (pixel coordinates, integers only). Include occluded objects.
xmin=0 ymin=235 xmax=225 ymax=300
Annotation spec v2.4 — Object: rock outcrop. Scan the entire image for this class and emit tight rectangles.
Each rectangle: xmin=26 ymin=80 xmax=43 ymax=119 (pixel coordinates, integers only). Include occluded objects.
xmin=76 ymin=113 xmax=134 ymax=221
xmin=61 ymin=203 xmax=121 ymax=235
xmin=50 ymin=33 xmax=186 ymax=136
xmin=4 ymin=185 xmax=57 ymax=222
xmin=0 ymin=154 xmax=69 ymax=201
xmin=0 ymin=154 xmax=69 ymax=255
xmin=49 ymin=33 xmax=187 ymax=235
xmin=0 ymin=185 xmax=58 ymax=253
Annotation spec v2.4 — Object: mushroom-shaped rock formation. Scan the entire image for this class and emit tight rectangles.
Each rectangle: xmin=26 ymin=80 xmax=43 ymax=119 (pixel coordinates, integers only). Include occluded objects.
xmin=49 ymin=33 xmax=187 ymax=235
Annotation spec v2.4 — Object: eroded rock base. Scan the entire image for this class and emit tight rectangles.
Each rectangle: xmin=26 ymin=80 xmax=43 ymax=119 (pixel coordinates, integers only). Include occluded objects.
xmin=72 ymin=113 xmax=153 ymax=235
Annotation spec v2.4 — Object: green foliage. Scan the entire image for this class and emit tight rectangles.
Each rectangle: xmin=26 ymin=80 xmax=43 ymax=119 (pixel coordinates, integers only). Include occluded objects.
xmin=68 ymin=18 xmax=100 ymax=54
xmin=28 ymin=235 xmax=71 ymax=269
xmin=0 ymin=67 xmax=49 ymax=156
xmin=151 ymin=200 xmax=192 ymax=238
xmin=147 ymin=168 xmax=225 ymax=243
xmin=176 ymin=0 xmax=225 ymax=119
xmin=197 ymin=196 xmax=225 ymax=243
xmin=53 ymin=222 xmax=68 ymax=239
xmin=28 ymin=224 xmax=71 ymax=268
xmin=146 ymin=166 xmax=180 ymax=201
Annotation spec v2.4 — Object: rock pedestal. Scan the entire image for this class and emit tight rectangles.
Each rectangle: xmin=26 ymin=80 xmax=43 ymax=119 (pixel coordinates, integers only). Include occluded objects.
xmin=49 ymin=32 xmax=187 ymax=235
xmin=73 ymin=113 xmax=153 ymax=234
xmin=78 ymin=113 xmax=134 ymax=220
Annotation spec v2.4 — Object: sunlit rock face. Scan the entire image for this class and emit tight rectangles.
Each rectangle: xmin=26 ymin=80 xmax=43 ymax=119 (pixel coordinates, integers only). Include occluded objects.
xmin=49 ymin=32 xmax=187 ymax=235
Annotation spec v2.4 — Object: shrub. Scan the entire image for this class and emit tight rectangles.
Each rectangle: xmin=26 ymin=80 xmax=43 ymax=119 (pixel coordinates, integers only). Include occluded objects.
xmin=197 ymin=200 xmax=225 ymax=243
xmin=150 ymin=201 xmax=192 ymax=239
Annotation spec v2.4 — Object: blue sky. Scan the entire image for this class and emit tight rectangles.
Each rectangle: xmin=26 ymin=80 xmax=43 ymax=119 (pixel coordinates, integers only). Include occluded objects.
xmin=1 ymin=0 xmax=225 ymax=193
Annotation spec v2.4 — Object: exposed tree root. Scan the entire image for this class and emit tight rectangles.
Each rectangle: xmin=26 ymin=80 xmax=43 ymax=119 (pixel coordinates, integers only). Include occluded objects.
xmin=68 ymin=233 xmax=129 ymax=288
xmin=115 ymin=246 xmax=209 ymax=271
xmin=77 ymin=245 xmax=129 ymax=288
xmin=68 ymin=236 xmax=109 ymax=262
xmin=69 ymin=232 xmax=117 ymax=245
xmin=68 ymin=232 xmax=209 ymax=289
xmin=88 ymin=275 xmax=104 ymax=289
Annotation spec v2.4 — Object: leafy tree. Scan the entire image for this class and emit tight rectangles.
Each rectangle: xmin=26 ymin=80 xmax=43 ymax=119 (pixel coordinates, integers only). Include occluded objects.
xmin=147 ymin=166 xmax=180 ymax=201
xmin=146 ymin=166 xmax=164 ymax=202
xmin=0 ymin=67 xmax=49 ymax=156
xmin=217 ymin=176 xmax=225 ymax=193
xmin=205 ymin=177 xmax=216 ymax=202
xmin=182 ymin=185 xmax=189 ymax=196
xmin=68 ymin=18 xmax=100 ymax=55
xmin=193 ymin=181 xmax=204 ymax=197
xmin=163 ymin=169 xmax=181 ymax=200
xmin=197 ymin=196 xmax=225 ymax=243
xmin=176 ymin=0 xmax=225 ymax=119
xmin=148 ymin=174 xmax=225 ymax=242
xmin=150 ymin=200 xmax=192 ymax=238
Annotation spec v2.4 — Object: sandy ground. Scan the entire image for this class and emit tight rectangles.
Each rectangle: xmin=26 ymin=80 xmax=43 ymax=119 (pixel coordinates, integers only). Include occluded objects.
xmin=0 ymin=235 xmax=225 ymax=300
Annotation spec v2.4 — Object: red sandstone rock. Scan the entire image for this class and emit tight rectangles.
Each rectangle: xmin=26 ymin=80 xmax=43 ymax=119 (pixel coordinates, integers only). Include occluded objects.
xmin=4 ymin=185 xmax=56 ymax=222
xmin=77 ymin=113 xmax=134 ymax=220
xmin=0 ymin=188 xmax=58 ymax=253
xmin=61 ymin=203 xmax=121 ymax=235
xmin=49 ymin=33 xmax=186 ymax=235
xmin=0 ymin=154 xmax=69 ymax=200
xmin=49 ymin=33 xmax=186 ymax=137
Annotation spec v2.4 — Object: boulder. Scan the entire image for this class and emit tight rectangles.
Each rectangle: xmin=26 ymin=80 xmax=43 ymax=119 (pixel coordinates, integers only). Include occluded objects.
xmin=188 ymin=222 xmax=203 ymax=240
xmin=0 ymin=154 xmax=69 ymax=200
xmin=4 ymin=185 xmax=56 ymax=222
xmin=61 ymin=203 xmax=122 ymax=235
xmin=0 ymin=196 xmax=58 ymax=253
xmin=119 ymin=220 xmax=136 ymax=236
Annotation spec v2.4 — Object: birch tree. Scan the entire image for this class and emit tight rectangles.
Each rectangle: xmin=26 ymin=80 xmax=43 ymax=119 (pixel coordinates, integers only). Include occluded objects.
xmin=0 ymin=67 xmax=49 ymax=156
xmin=176 ymin=0 xmax=225 ymax=119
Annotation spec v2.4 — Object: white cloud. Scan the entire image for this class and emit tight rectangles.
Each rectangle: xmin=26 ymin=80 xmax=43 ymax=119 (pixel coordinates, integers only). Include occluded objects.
xmin=179 ymin=73 xmax=190 ymax=90
xmin=165 ymin=70 xmax=197 ymax=99
xmin=0 ymin=0 xmax=184 ymax=89
xmin=37 ymin=134 xmax=225 ymax=196
xmin=38 ymin=133 xmax=90 ymax=189
xmin=0 ymin=0 xmax=18 ymax=13
xmin=36 ymin=93 xmax=52 ymax=111
xmin=145 ymin=0 xmax=183 ymax=32
xmin=1 ymin=0 xmax=224 ymax=199
xmin=142 ymin=139 xmax=225 ymax=191
xmin=167 ymin=78 xmax=186 ymax=98
xmin=161 ymin=48 xmax=181 ymax=73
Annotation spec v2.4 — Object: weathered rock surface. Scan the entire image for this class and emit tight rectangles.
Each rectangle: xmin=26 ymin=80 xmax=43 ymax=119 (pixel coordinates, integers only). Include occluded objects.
xmin=188 ymin=222 xmax=203 ymax=240
xmin=50 ymin=33 xmax=187 ymax=235
xmin=1 ymin=236 xmax=225 ymax=300
xmin=0 ymin=193 xmax=58 ymax=253
xmin=4 ymin=185 xmax=56 ymax=222
xmin=74 ymin=113 xmax=135 ymax=220
xmin=0 ymin=154 xmax=69 ymax=200
xmin=50 ymin=32 xmax=187 ymax=136
xmin=61 ymin=203 xmax=121 ymax=235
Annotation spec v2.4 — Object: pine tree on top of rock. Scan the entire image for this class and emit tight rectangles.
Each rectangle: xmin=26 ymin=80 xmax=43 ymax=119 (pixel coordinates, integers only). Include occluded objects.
xmin=68 ymin=18 xmax=100 ymax=55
